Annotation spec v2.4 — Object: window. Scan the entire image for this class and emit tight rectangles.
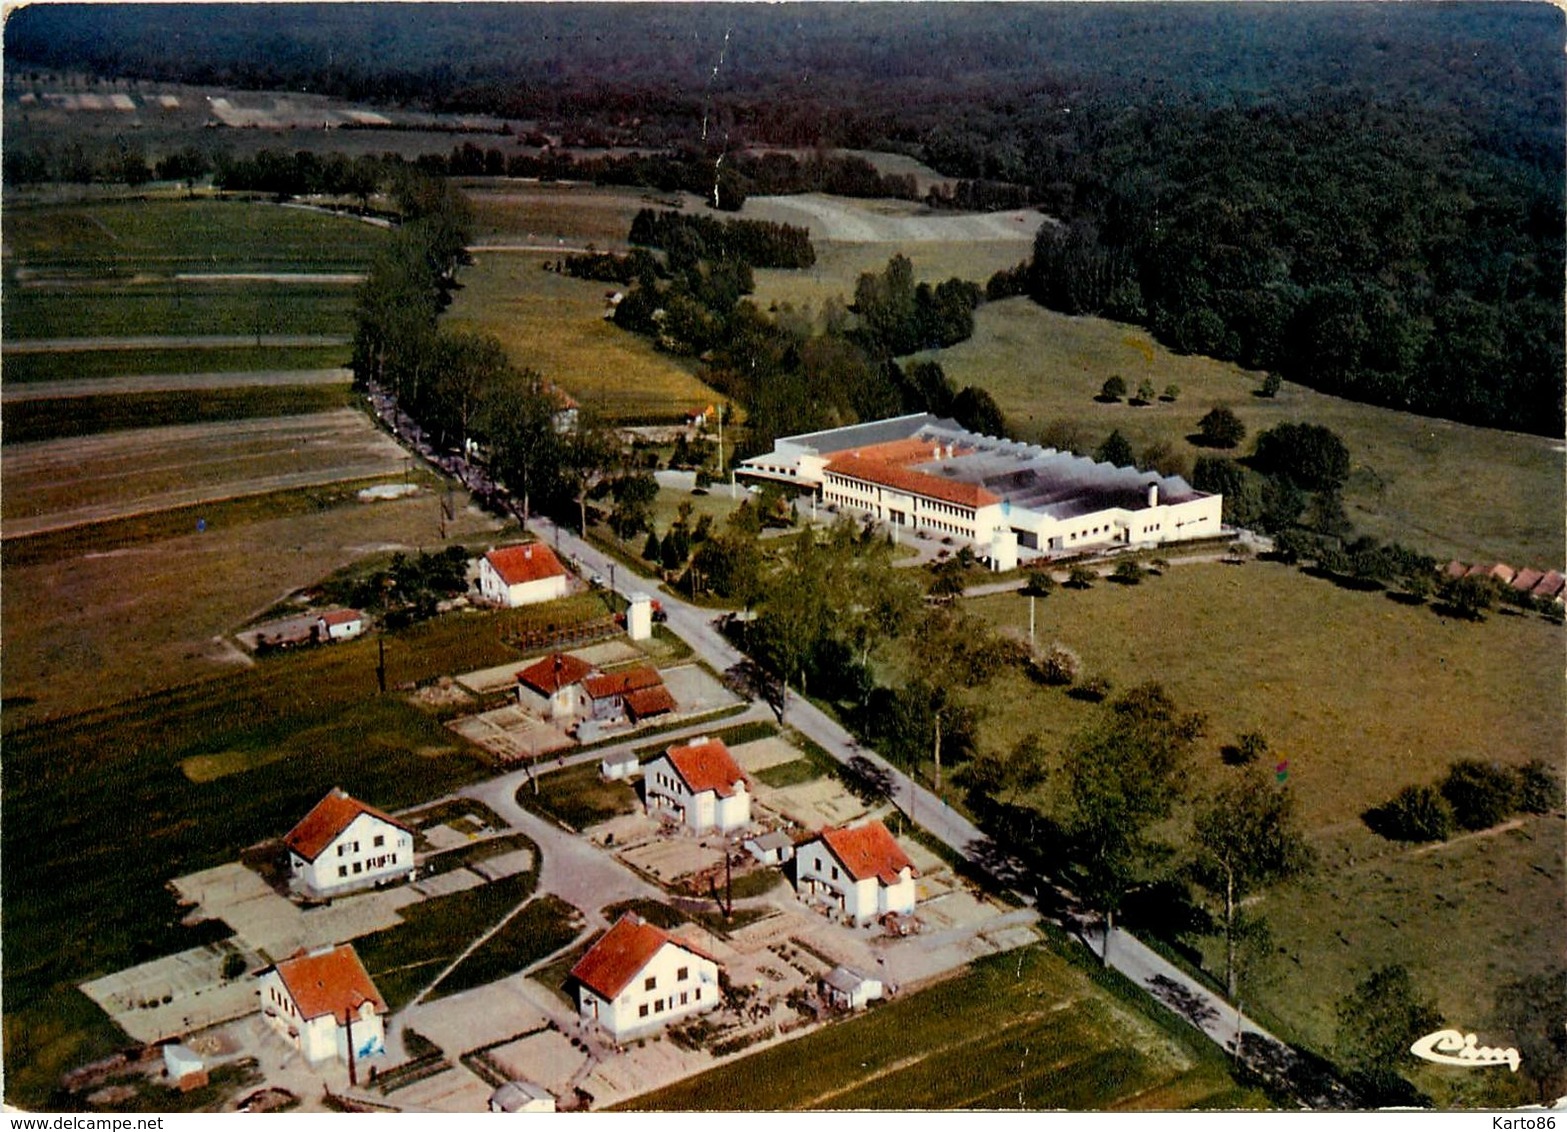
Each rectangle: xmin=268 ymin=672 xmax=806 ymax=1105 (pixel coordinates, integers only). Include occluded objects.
xmin=677 ymin=966 xmax=688 ymax=981
xmin=373 ymin=834 xmax=384 ymax=848
xmin=338 ymin=866 xmax=347 ymax=878
xmin=352 ymin=862 xmax=361 ymax=874
xmin=639 ymin=1004 xmax=649 ymax=1018
xmin=680 ymin=991 xmax=689 ymax=1005
xmin=814 ymin=858 xmax=822 ymax=873
xmin=644 ymin=976 xmax=657 ymax=991
xmin=831 ymin=866 xmax=839 ymax=881
xmin=337 ymin=844 xmax=347 ymax=857
xmin=655 ymin=999 xmax=664 ymax=1013
xmin=694 ymin=988 xmax=702 ymax=1001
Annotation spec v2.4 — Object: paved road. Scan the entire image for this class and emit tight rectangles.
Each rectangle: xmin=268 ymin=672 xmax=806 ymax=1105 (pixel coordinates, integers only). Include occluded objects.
xmin=2 ymin=367 xmax=353 ymax=402
xmin=518 ymin=510 xmax=1297 ymax=1065
xmin=4 ymin=334 xmax=352 ymax=354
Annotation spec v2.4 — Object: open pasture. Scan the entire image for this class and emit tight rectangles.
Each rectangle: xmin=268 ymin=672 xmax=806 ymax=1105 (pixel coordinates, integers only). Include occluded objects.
xmin=3 ymin=409 xmax=409 ymax=538
xmin=462 ymin=181 xmax=705 ymax=247
xmin=922 ymin=299 xmax=1565 ymax=568
xmin=623 ymin=943 xmax=1263 ymax=1110
xmin=4 ymin=280 xmax=359 ymax=341
xmin=751 ymin=239 xmax=1030 ymax=313
xmin=1 ymin=344 xmax=349 ymax=385
xmin=445 ymin=250 xmax=717 ymax=422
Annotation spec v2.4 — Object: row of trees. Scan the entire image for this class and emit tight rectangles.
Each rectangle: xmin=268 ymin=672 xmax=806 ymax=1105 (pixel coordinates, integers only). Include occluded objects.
xmin=1368 ymin=758 xmax=1560 ymax=843
xmin=628 ymin=209 xmax=816 ymax=270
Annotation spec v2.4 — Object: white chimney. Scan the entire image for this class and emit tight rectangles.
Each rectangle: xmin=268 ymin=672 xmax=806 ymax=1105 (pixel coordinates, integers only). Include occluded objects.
xmin=524 ymin=546 xmax=533 ymax=559
xmin=1147 ymin=482 xmax=1159 ymax=508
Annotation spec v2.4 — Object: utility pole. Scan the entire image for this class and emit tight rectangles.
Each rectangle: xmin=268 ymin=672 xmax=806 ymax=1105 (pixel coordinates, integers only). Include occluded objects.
xmin=716 ymin=403 xmax=725 ymax=480
xmin=933 ymin=711 xmax=942 ymax=798
xmin=345 ymin=1009 xmax=357 ymax=1088
xmin=1029 ymin=593 xmax=1036 ymax=652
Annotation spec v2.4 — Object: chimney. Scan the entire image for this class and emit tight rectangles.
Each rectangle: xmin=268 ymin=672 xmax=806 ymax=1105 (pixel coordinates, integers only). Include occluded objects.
xmin=933 ymin=445 xmax=941 ymax=459
xmin=524 ymin=546 xmax=533 ymax=559
xmin=1147 ymin=482 xmax=1159 ymax=508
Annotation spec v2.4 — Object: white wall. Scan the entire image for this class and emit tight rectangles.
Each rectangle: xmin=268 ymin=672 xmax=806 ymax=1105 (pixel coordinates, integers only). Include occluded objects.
xmin=644 ymin=755 xmax=751 ymax=833
xmin=290 ymin=812 xmax=412 ymax=897
xmin=577 ymin=941 xmax=719 ymax=1040
xmin=795 ymin=840 xmax=915 ymax=924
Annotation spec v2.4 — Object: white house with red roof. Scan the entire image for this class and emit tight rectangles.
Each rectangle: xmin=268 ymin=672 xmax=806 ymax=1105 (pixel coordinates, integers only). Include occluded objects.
xmin=256 ymin=943 xmax=387 ymax=1066
xmin=477 ymin=543 xmax=570 ymax=608
xmin=794 ymin=818 xmax=918 ymax=925
xmin=284 ymin=788 xmax=414 ymax=898
xmin=516 ymin=652 xmax=597 ymax=720
xmin=642 ymin=737 xmax=751 ymax=833
xmin=315 ymin=608 xmax=365 ymax=642
xmin=569 ymin=912 xmax=720 ymax=1040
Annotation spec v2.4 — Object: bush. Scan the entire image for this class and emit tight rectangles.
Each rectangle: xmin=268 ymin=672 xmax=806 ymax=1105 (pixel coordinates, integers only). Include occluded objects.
xmin=221 ymin=952 xmax=249 ymax=981
xmin=1111 ymin=560 xmax=1145 ymax=585
xmin=1035 ymin=644 xmax=1080 ymax=686
xmin=1369 ymin=784 xmax=1454 ymax=842
xmin=1196 ymin=406 xmax=1246 ymax=448
xmin=1234 ymin=731 xmax=1269 ymax=765
xmin=1099 ymin=375 xmax=1127 ymax=402
xmin=1023 ymin=570 xmax=1055 ymax=597
xmin=1066 ymin=565 xmax=1096 ymax=589
xmin=1516 ymin=760 xmax=1562 ymax=814
xmin=1440 ymin=759 xmax=1519 ymax=831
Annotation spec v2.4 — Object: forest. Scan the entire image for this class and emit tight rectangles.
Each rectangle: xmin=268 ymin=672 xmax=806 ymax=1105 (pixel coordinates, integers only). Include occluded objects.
xmin=7 ymin=3 xmax=1563 ymax=434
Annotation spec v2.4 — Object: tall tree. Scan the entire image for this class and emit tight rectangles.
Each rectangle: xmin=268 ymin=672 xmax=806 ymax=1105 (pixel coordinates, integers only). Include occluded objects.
xmin=1192 ymin=767 xmax=1313 ymax=998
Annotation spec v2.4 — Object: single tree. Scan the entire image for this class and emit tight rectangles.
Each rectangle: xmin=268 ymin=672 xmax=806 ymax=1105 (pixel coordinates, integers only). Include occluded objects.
xmin=1440 ymin=759 xmax=1518 ymax=831
xmin=1235 ymin=730 xmax=1269 ymax=764
xmin=1111 ymin=559 xmax=1145 ymax=585
xmin=1163 ymin=383 xmax=1181 ymax=402
xmin=1335 ymin=965 xmax=1442 ymax=1098
xmin=1099 ymin=375 xmax=1128 ymax=402
xmin=1095 ymin=429 xmax=1136 ymax=467
xmin=1192 ymin=767 xmax=1313 ymax=998
xmin=1260 ymin=372 xmax=1283 ymax=398
xmin=1067 ymin=565 xmax=1096 ymax=589
xmin=1197 ymin=406 xmax=1246 ymax=449
xmin=1134 ymin=378 xmax=1158 ymax=405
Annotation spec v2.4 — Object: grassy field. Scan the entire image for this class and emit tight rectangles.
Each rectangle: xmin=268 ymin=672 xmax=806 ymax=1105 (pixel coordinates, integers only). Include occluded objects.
xmin=444 ymin=250 xmax=718 ymax=422
xmin=919 ymin=299 xmax=1566 ymax=568
xmin=623 ymin=942 xmax=1267 ymax=1110
xmin=927 ymin=560 xmax=1563 ymax=1081
xmin=2 ymin=386 xmax=355 ymax=444
xmin=1 ymin=344 xmax=349 ymax=384
xmin=461 ymin=182 xmax=704 ymax=247
xmin=518 ymin=761 xmax=640 ymax=830
xmin=2 ymin=198 xmax=386 ymax=276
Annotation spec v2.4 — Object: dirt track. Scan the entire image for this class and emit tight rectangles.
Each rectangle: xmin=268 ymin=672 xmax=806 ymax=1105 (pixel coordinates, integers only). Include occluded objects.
xmin=3 ymin=409 xmax=408 ymax=538
xmin=2 ymin=368 xmax=353 ymax=402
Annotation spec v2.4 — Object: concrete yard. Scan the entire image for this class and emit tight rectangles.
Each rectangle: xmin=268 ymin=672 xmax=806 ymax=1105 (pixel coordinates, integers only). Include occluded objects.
xmin=449 ymin=704 xmax=574 ymax=762
xmin=729 ymin=736 xmax=806 ymax=773
xmin=485 ymin=1027 xmax=592 ymax=1096
xmin=658 ymin=663 xmax=741 ymax=714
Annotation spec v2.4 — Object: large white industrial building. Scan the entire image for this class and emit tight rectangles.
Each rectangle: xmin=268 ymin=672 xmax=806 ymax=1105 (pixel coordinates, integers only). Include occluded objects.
xmin=739 ymin=413 xmax=1223 ymax=569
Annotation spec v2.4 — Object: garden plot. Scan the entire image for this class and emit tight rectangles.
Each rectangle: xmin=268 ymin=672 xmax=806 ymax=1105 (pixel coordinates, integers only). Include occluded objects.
xmin=756 ymin=777 xmax=871 ymax=830
xmin=80 ymin=941 xmax=260 ymax=1044
xmin=729 ymin=736 xmax=806 ymax=773
xmin=658 ymin=663 xmax=741 ymax=714
xmin=616 ymin=838 xmax=723 ymax=885
xmin=449 ymin=704 xmax=575 ymax=762
xmin=484 ymin=1027 xmax=591 ymax=1096
xmin=378 ymin=1064 xmax=494 ymax=1113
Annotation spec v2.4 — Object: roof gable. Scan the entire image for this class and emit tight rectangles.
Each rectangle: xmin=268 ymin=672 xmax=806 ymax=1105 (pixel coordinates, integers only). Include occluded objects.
xmin=517 ymin=652 xmax=597 ymax=695
xmin=285 ymin=788 xmax=410 ymax=862
xmin=570 ymin=913 xmax=712 ymax=999
xmin=485 ymin=543 xmax=567 ymax=586
xmin=661 ymin=738 xmax=747 ymax=799
xmin=583 ymin=664 xmax=664 ymax=700
xmin=270 ymin=944 xmax=386 ymax=1022
xmin=816 ymin=820 xmax=916 ymax=886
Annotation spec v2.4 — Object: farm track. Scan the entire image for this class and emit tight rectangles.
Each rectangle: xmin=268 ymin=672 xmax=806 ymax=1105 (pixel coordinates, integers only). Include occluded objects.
xmin=1 ymin=367 xmax=353 ymax=401
xmin=4 ymin=333 xmax=352 ymax=353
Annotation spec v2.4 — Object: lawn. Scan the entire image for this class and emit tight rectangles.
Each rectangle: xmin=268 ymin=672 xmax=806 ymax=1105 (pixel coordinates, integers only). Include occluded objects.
xmin=426 ymin=894 xmax=585 ymax=1000
xmin=443 ymin=250 xmax=718 ymax=423
xmin=750 ymin=239 xmax=1029 ymax=314
xmin=461 ymin=181 xmax=702 ymax=248
xmin=518 ymin=761 xmax=640 ymax=830
xmin=754 ymin=759 xmax=822 ymax=789
xmin=1 ymin=344 xmax=350 ymax=385
xmin=918 ymin=298 xmax=1566 ymax=568
xmin=622 ymin=942 xmax=1267 ymax=1110
xmin=2 ymin=385 xmax=355 ymax=444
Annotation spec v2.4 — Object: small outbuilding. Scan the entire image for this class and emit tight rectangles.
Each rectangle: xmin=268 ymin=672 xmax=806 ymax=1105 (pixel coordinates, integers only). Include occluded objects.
xmin=820 ymin=966 xmax=884 ymax=1011
xmin=601 ymin=750 xmax=640 ymax=781
xmin=316 ymin=609 xmax=365 ymax=642
xmin=489 ymin=1080 xmax=556 ymax=1113
xmin=162 ymin=1043 xmax=208 ymax=1092
xmin=744 ymin=830 xmax=795 ymax=866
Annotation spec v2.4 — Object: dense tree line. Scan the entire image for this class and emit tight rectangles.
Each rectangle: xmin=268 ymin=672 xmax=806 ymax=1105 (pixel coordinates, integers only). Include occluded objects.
xmin=628 ymin=209 xmax=815 ymax=270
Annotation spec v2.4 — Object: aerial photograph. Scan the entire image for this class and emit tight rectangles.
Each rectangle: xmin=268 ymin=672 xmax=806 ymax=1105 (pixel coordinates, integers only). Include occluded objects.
xmin=1 ymin=0 xmax=1563 ymax=1116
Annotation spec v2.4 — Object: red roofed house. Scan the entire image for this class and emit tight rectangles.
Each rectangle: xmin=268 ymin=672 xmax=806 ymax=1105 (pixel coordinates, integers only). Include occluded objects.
xmin=1532 ymin=570 xmax=1565 ymax=602
xmin=257 ymin=943 xmax=387 ymax=1065
xmin=642 ymin=737 xmax=751 ymax=833
xmin=794 ymin=819 xmax=918 ymax=926
xmin=315 ymin=608 xmax=366 ymax=642
xmin=569 ymin=913 xmax=720 ymax=1040
xmin=516 ymin=652 xmax=597 ymax=720
xmin=583 ymin=664 xmax=676 ymax=725
xmin=1510 ymin=567 xmax=1545 ymax=594
xmin=285 ymin=788 xmax=414 ymax=898
xmin=477 ymin=543 xmax=570 ymax=608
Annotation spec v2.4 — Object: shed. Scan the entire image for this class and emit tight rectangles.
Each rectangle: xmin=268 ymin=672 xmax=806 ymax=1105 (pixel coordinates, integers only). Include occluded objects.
xmin=490 ymin=1080 xmax=556 ymax=1113
xmin=601 ymin=750 xmax=640 ymax=780
xmin=820 ymin=966 xmax=883 ymax=1011
xmin=744 ymin=830 xmax=795 ymax=865
xmin=162 ymin=1043 xmax=208 ymax=1092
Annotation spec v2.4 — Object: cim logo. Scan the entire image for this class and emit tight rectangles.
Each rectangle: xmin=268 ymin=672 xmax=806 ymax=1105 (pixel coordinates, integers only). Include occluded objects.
xmin=1410 ymin=1029 xmax=1521 ymax=1072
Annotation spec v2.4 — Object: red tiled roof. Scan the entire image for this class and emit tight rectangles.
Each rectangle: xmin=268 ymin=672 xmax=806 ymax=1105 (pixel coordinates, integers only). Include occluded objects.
xmin=1464 ymin=563 xmax=1494 ymax=579
xmin=1510 ymin=567 xmax=1545 ymax=592
xmin=827 ymin=436 xmax=973 ymax=466
xmin=270 ymin=944 xmax=386 ymax=1023
xmin=817 ymin=820 xmax=917 ymax=886
xmin=569 ymin=913 xmax=715 ymax=1000
xmin=825 ymin=454 xmax=1000 ymax=510
xmin=1487 ymin=563 xmax=1516 ymax=584
xmin=662 ymin=738 xmax=748 ymax=798
xmin=625 ymin=685 xmax=677 ymax=720
xmin=1443 ymin=560 xmax=1469 ymax=579
xmin=284 ymin=789 xmax=410 ymax=863
xmin=517 ymin=652 xmax=596 ymax=695
xmin=583 ymin=664 xmax=664 ymax=700
xmin=1532 ymin=570 xmax=1565 ymax=598
xmin=485 ymin=543 xmax=567 ymax=586
xmin=320 ymin=609 xmax=363 ymax=626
